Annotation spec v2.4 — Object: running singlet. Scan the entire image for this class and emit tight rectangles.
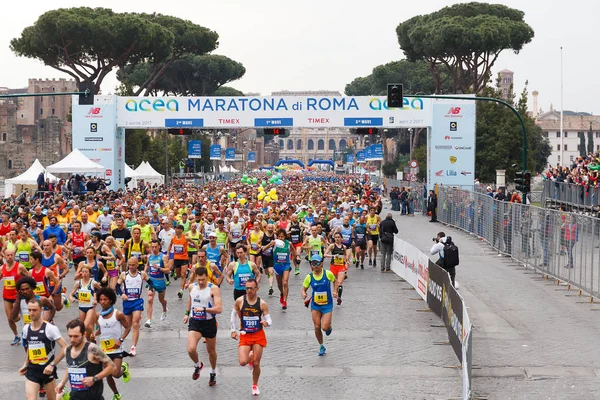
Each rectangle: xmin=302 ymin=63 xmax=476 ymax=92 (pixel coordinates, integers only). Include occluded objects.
xmin=171 ymin=235 xmax=188 ymax=260
xmin=71 ymin=232 xmax=85 ymax=259
xmin=331 ymin=244 xmax=346 ymax=266
xmin=187 ymin=232 xmax=200 ymax=253
xmin=128 ymin=241 xmax=144 ymax=266
xmin=66 ymin=342 xmax=103 ymax=394
xmin=306 ymin=270 xmax=335 ymax=307
xmin=31 ymin=267 xmax=49 ymax=297
xmin=233 ymin=261 xmax=254 ymax=291
xmin=23 ymin=321 xmax=58 ymax=367
xmin=123 ymin=272 xmax=143 ymax=301
xmin=273 ymin=241 xmax=291 ymax=265
xmin=249 ymin=232 xmax=262 ymax=255
xmin=307 ymin=236 xmax=323 ymax=260
xmin=98 ymin=311 xmax=123 ymax=355
xmin=77 ymin=280 xmax=95 ymax=309
xmin=240 ymin=295 xmax=263 ymax=333
xmin=205 ymin=245 xmax=221 ymax=269
xmin=16 ymin=240 xmax=32 ymax=269
xmin=2 ymin=262 xmax=21 ymax=300
xmin=148 ymin=254 xmax=165 ymax=280
xmin=229 ymin=223 xmax=243 ymax=243
xmin=354 ymin=224 xmax=367 ymax=244
xmin=289 ymin=224 xmax=302 ymax=245
xmin=261 ymin=234 xmax=274 ymax=257
xmin=339 ymin=225 xmax=353 ymax=246
xmin=215 ymin=230 xmax=228 ymax=250
xmin=366 ymin=216 xmax=379 ymax=235
xmin=189 ymin=283 xmax=214 ymax=321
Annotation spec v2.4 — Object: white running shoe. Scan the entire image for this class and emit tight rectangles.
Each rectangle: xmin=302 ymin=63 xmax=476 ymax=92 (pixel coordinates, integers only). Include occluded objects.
xmin=160 ymin=310 xmax=168 ymax=322
xmin=144 ymin=319 xmax=152 ymax=328
xmin=129 ymin=345 xmax=136 ymax=357
xmin=252 ymin=385 xmax=260 ymax=396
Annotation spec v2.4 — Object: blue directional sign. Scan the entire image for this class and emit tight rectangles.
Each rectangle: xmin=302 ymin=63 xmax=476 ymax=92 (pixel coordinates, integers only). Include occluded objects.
xmin=225 ymin=147 xmax=236 ymax=161
xmin=188 ymin=140 xmax=202 ymax=159
xmin=209 ymin=144 xmax=221 ymax=160
xmin=356 ymin=151 xmax=365 ymax=163
xmin=254 ymin=118 xmax=293 ymax=127
xmin=365 ymin=145 xmax=374 ymax=160
xmin=346 ymin=154 xmax=355 ymax=163
xmin=373 ymin=143 xmax=384 ymax=160
xmin=343 ymin=118 xmax=383 ymax=126
xmin=165 ymin=118 xmax=204 ymax=127
xmin=247 ymin=152 xmax=256 ymax=163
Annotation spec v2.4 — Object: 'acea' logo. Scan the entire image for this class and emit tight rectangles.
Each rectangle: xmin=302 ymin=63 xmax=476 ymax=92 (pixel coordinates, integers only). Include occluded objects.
xmin=369 ymin=97 xmax=424 ymax=111
xmin=125 ymin=99 xmax=179 ymax=112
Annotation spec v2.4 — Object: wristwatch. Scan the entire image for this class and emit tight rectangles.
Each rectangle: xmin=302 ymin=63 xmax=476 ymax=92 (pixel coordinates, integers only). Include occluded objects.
xmin=119 ymin=337 xmax=125 ymax=342
xmin=93 ymin=376 xmax=99 ymax=383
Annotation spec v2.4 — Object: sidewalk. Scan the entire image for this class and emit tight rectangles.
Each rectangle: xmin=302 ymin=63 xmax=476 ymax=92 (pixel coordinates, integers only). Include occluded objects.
xmin=385 ymin=205 xmax=600 ymax=399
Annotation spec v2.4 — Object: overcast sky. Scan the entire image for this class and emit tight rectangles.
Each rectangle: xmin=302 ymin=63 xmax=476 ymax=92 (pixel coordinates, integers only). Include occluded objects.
xmin=0 ymin=0 xmax=597 ymax=114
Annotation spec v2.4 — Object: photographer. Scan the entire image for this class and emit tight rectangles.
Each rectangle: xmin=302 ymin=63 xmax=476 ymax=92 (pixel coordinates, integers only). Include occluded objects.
xmin=430 ymin=231 xmax=459 ymax=289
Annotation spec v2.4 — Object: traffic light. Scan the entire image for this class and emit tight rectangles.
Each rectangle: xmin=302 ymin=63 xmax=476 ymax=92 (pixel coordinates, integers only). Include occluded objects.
xmin=514 ymin=170 xmax=531 ymax=193
xmin=168 ymin=128 xmax=193 ymax=135
xmin=263 ymin=128 xmax=289 ymax=138
xmin=78 ymin=81 xmax=95 ymax=105
xmin=387 ymin=84 xmax=403 ymax=108
xmin=355 ymin=128 xmax=379 ymax=135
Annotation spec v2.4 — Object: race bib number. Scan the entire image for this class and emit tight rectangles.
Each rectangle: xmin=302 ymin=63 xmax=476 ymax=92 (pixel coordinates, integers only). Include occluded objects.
xmin=68 ymin=367 xmax=88 ymax=391
xmin=101 ymin=224 xmax=110 ymax=232
xmin=3 ymin=276 xmax=15 ymax=289
xmin=126 ymin=288 xmax=141 ymax=300
xmin=131 ymin=252 xmax=142 ymax=260
xmin=313 ymin=291 xmax=328 ymax=305
xmin=238 ymin=273 xmax=251 ymax=286
xmin=333 ymin=255 xmax=345 ymax=264
xmin=251 ymin=243 xmax=259 ymax=251
xmin=18 ymin=253 xmax=30 ymax=262
xmin=242 ymin=315 xmax=260 ymax=332
xmin=78 ymin=291 xmax=91 ymax=303
xmin=23 ymin=313 xmax=31 ymax=324
xmin=106 ymin=261 xmax=116 ymax=271
xmin=28 ymin=342 xmax=48 ymax=365
xmin=100 ymin=337 xmax=117 ymax=353
xmin=369 ymin=224 xmax=377 ymax=230
xmin=191 ymin=307 xmax=207 ymax=320
xmin=34 ymin=282 xmax=46 ymax=295
xmin=276 ymin=253 xmax=288 ymax=263
xmin=232 ymin=230 xmax=241 ymax=239
xmin=174 ymin=245 xmax=184 ymax=255
xmin=310 ymin=250 xmax=320 ymax=257
xmin=291 ymin=234 xmax=299 ymax=242
xmin=73 ymin=247 xmax=84 ymax=257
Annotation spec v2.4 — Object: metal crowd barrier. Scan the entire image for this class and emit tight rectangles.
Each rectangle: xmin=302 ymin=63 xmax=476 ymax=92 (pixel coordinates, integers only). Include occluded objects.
xmin=384 ymin=179 xmax=427 ymax=214
xmin=542 ymin=180 xmax=600 ymax=210
xmin=438 ymin=186 xmax=600 ymax=300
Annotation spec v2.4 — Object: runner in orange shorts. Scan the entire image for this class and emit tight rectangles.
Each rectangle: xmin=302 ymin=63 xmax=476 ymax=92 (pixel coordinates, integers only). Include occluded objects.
xmin=230 ymin=278 xmax=271 ymax=396
xmin=324 ymin=232 xmax=349 ymax=305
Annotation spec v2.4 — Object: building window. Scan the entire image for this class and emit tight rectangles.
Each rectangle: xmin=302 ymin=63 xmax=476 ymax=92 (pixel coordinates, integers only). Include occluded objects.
xmin=7 ymin=160 xmax=12 ymax=169
xmin=279 ymin=139 xmax=284 ymax=150
xmin=51 ymin=108 xmax=55 ymax=115
xmin=40 ymin=97 xmax=43 ymax=103
xmin=317 ymin=139 xmax=325 ymax=150
xmin=557 ymin=144 xmax=561 ymax=151
xmin=287 ymin=139 xmax=293 ymax=150
xmin=20 ymin=114 xmax=24 ymax=119
xmin=558 ymin=155 xmax=561 ymax=162
xmin=52 ymin=96 xmax=55 ymax=103
xmin=40 ymin=109 xmax=43 ymax=115
xmin=564 ymin=132 xmax=568 ymax=137
xmin=1 ymin=133 xmax=6 ymax=142
xmin=307 ymin=139 xmax=314 ymax=150
xmin=597 ymin=144 xmax=600 ymax=151
xmin=52 ymin=87 xmax=55 ymax=92
xmin=570 ymin=155 xmax=574 ymax=162
xmin=556 ymin=132 xmax=560 ymax=138
xmin=564 ymin=145 xmax=568 ymax=151
xmin=296 ymin=139 xmax=302 ymax=150
xmin=328 ymin=139 xmax=336 ymax=151
xmin=339 ymin=139 xmax=347 ymax=150
xmin=596 ymin=132 xmax=600 ymax=138
xmin=542 ymin=131 xmax=548 ymax=138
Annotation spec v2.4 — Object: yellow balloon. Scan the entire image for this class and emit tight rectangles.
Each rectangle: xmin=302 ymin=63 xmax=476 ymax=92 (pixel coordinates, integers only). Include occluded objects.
xmin=264 ymin=196 xmax=271 ymax=203
xmin=239 ymin=198 xmax=247 ymax=205
xmin=268 ymin=189 xmax=276 ymax=196
xmin=228 ymin=192 xmax=236 ymax=198
xmin=258 ymin=186 xmax=265 ymax=192
xmin=272 ymin=194 xmax=279 ymax=201
xmin=257 ymin=192 xmax=266 ymax=200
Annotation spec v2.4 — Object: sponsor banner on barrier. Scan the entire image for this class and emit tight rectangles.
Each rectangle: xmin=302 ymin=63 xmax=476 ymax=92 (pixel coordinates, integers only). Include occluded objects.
xmin=426 ymin=260 xmax=447 ymax=318
xmin=391 ymin=237 xmax=427 ymax=301
xmin=462 ymin=325 xmax=473 ymax=400
xmin=442 ymin=267 xmax=464 ymax=363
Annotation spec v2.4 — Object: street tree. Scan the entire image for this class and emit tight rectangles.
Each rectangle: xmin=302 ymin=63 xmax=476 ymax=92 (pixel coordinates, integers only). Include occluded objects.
xmin=396 ymin=2 xmax=534 ymax=93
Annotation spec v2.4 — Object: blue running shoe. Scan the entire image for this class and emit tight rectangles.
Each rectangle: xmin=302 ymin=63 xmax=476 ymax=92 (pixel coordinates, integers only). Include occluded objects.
xmin=318 ymin=345 xmax=326 ymax=356
xmin=325 ymin=327 xmax=332 ymax=336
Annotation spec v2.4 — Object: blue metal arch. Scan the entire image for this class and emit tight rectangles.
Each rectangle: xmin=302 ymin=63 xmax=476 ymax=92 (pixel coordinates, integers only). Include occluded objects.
xmin=307 ymin=159 xmax=334 ymax=168
xmin=274 ymin=159 xmax=305 ymax=168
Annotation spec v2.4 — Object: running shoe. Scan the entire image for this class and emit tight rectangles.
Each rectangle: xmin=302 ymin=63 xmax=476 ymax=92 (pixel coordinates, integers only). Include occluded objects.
xmin=144 ymin=319 xmax=152 ymax=328
xmin=294 ymin=266 xmax=300 ymax=275
xmin=268 ymin=287 xmax=274 ymax=296
xmin=325 ymin=327 xmax=332 ymax=336
xmin=192 ymin=362 xmax=204 ymax=380
xmin=209 ymin=372 xmax=217 ymax=386
xmin=62 ymin=293 xmax=71 ymax=309
xmin=166 ymin=280 xmax=171 ymax=286
xmin=161 ymin=309 xmax=168 ymax=322
xmin=318 ymin=345 xmax=326 ymax=356
xmin=130 ymin=346 xmax=136 ymax=357
xmin=60 ymin=390 xmax=70 ymax=400
xmin=355 ymin=261 xmax=359 ymax=268
xmin=360 ymin=264 xmax=364 ymax=270
xmin=373 ymin=260 xmax=377 ymax=267
xmin=10 ymin=335 xmax=20 ymax=346
xmin=259 ymin=267 xmax=264 ymax=274
xmin=178 ymin=290 xmax=183 ymax=299
xmin=282 ymin=301 xmax=287 ymax=310
xmin=252 ymin=384 xmax=260 ymax=396
xmin=352 ymin=257 xmax=356 ymax=264
xmin=337 ymin=297 xmax=342 ymax=305
xmin=368 ymin=259 xmax=372 ymax=266
xmin=279 ymin=294 xmax=283 ymax=304
xmin=122 ymin=361 xmax=131 ymax=383
xmin=112 ymin=394 xmax=122 ymax=400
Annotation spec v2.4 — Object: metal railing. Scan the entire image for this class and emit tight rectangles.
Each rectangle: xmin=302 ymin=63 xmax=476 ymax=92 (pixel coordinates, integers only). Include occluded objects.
xmin=384 ymin=179 xmax=427 ymax=214
xmin=438 ymin=186 xmax=600 ymax=299
xmin=542 ymin=180 xmax=600 ymax=210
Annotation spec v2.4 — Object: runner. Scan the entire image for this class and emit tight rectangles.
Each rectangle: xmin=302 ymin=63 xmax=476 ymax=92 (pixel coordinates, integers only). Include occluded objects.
xmin=302 ymin=225 xmax=326 ymax=262
xmin=186 ymin=222 xmax=202 ymax=268
xmin=64 ymin=221 xmax=89 ymax=275
xmin=16 ymin=226 xmax=42 ymax=271
xmin=301 ymin=254 xmax=338 ymax=356
xmin=168 ymin=224 xmax=193 ymax=299
xmin=19 ymin=297 xmax=68 ymax=400
xmin=1 ymin=248 xmax=29 ymax=345
xmin=29 ymin=251 xmax=60 ymax=321
xmin=288 ymin=214 xmax=307 ymax=275
xmin=353 ymin=215 xmax=368 ymax=269
xmin=11 ymin=276 xmax=56 ymax=329
xmin=203 ymin=232 xmax=228 ymax=273
xmin=273 ymin=229 xmax=292 ymax=310
xmin=69 ymin=265 xmax=102 ymax=339
xmin=104 ymin=236 xmax=125 ymax=289
xmin=228 ymin=214 xmax=245 ymax=260
xmin=324 ymin=232 xmax=349 ymax=305
xmin=247 ymin=223 xmax=264 ymax=271
xmin=230 ymin=278 xmax=271 ymax=396
xmin=124 ymin=227 xmax=150 ymax=272
xmin=184 ymin=266 xmax=223 ymax=386
xmin=144 ymin=240 xmax=169 ymax=328
xmin=259 ymin=223 xmax=276 ymax=296
xmin=226 ymin=245 xmax=261 ymax=300
xmin=366 ymin=207 xmax=382 ymax=268
xmin=116 ymin=257 xmax=152 ymax=356
xmin=56 ymin=319 xmax=117 ymax=400
xmin=75 ymin=247 xmax=108 ymax=286
xmin=186 ymin=249 xmax=224 ymax=288
xmin=94 ymin=287 xmax=132 ymax=400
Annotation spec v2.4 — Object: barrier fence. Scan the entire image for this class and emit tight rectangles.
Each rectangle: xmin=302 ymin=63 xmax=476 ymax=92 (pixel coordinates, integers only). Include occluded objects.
xmin=391 ymin=236 xmax=472 ymax=399
xmin=542 ymin=180 xmax=600 ymax=210
xmin=384 ymin=179 xmax=427 ymax=214
xmin=438 ymin=186 xmax=600 ymax=300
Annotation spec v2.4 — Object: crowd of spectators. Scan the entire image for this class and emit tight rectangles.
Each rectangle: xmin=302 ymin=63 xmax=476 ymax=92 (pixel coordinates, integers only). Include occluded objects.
xmin=542 ymin=155 xmax=600 ymax=186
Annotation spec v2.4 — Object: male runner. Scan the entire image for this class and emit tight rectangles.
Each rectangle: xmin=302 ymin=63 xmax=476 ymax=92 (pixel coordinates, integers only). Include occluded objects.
xmin=184 ymin=266 xmax=223 ymax=386
xmin=230 ymin=278 xmax=271 ymax=396
xmin=144 ymin=240 xmax=169 ymax=328
xmin=168 ymin=224 xmax=193 ymax=299
xmin=366 ymin=207 xmax=381 ymax=267
xmin=353 ymin=215 xmax=368 ymax=269
xmin=226 ymin=245 xmax=261 ymax=300
xmin=1 ymin=248 xmax=29 ymax=345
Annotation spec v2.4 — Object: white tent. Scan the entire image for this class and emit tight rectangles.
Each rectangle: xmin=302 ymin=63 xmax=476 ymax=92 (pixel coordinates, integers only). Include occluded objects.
xmin=229 ymin=165 xmax=240 ymax=173
xmin=46 ymin=149 xmax=105 ymax=174
xmin=5 ymin=159 xmax=59 ymax=197
xmin=219 ymin=165 xmax=230 ymax=173
xmin=134 ymin=161 xmax=164 ymax=185
xmin=125 ymin=164 xmax=139 ymax=189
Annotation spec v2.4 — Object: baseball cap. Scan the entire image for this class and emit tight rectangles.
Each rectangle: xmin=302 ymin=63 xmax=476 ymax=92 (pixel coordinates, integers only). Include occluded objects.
xmin=310 ymin=254 xmax=323 ymax=263
xmin=208 ymin=232 xmax=217 ymax=238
